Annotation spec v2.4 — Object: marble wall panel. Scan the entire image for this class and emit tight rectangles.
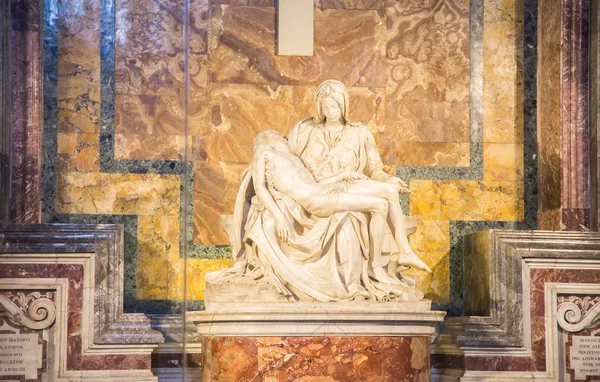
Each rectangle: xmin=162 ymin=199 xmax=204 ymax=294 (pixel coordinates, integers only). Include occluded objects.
xmin=202 ymin=84 xmax=315 ymax=162
xmin=406 ymin=219 xmax=450 ymax=303
xmin=199 ymin=84 xmax=382 ymax=164
xmin=193 ymin=161 xmax=246 ymax=245
xmin=482 ymin=0 xmax=524 ymax=143
xmin=395 ymin=142 xmax=469 ymax=167
xmin=11 ymin=27 xmax=43 ymax=223
xmin=211 ymin=6 xmax=385 ymax=87
xmin=57 ymin=133 xmax=100 ymax=172
xmin=410 ymin=180 xmax=525 ymax=221
xmin=316 ymin=0 xmax=385 ymax=9
xmin=385 ymin=0 xmax=470 ymax=167
xmin=56 ymin=172 xmax=180 ymax=215
xmin=483 ymin=143 xmax=524 ymax=181
xmin=58 ymin=0 xmax=101 ymax=136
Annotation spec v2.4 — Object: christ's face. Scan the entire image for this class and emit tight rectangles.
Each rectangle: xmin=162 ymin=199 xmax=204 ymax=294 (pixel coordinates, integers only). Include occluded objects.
xmin=321 ymin=97 xmax=342 ymax=123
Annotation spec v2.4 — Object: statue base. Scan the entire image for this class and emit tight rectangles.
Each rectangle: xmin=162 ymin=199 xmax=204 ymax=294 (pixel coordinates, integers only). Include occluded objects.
xmin=188 ymin=302 xmax=445 ymax=381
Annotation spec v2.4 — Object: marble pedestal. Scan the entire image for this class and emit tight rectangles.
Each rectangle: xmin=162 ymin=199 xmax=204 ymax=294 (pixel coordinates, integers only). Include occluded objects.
xmin=189 ymin=301 xmax=445 ymax=382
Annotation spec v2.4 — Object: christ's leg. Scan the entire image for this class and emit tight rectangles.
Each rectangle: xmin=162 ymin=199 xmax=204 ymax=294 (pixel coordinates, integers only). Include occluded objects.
xmin=344 ymin=180 xmax=431 ymax=272
xmin=330 ymin=193 xmax=404 ymax=286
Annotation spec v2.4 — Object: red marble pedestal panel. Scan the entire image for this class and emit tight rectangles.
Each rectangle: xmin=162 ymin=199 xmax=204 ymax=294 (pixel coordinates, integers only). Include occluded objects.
xmin=203 ymin=336 xmax=431 ymax=382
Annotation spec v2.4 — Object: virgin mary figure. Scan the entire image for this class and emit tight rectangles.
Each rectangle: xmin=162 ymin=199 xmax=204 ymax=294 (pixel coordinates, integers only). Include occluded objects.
xmin=206 ymin=80 xmax=430 ymax=302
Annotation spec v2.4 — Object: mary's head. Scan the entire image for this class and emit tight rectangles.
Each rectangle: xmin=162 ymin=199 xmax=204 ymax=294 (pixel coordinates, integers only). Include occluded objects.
xmin=314 ymin=80 xmax=350 ymax=125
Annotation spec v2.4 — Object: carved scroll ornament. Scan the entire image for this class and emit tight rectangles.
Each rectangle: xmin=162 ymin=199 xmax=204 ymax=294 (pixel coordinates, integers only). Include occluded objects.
xmin=557 ymin=296 xmax=600 ymax=333
xmin=0 ymin=293 xmax=56 ymax=330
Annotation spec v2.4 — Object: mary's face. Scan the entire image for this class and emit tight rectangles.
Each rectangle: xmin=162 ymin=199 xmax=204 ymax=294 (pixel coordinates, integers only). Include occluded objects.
xmin=321 ymin=97 xmax=342 ymax=123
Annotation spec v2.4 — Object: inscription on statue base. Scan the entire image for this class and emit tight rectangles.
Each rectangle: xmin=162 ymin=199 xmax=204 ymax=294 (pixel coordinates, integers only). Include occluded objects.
xmin=0 ymin=333 xmax=43 ymax=380
xmin=570 ymin=336 xmax=600 ymax=380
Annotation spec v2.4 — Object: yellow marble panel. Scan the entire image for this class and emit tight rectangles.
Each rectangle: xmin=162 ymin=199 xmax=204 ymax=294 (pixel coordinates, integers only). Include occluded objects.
xmin=57 ymin=133 xmax=100 ymax=172
xmin=136 ymin=215 xmax=183 ymax=300
xmin=56 ymin=172 xmax=180 ymax=215
xmin=483 ymin=0 xmax=524 ymax=143
xmin=405 ymin=219 xmax=450 ymax=303
xmin=483 ymin=143 xmax=524 ymax=181
xmin=410 ymin=180 xmax=524 ymax=221
xmin=194 ymin=162 xmax=248 ymax=245
xmin=186 ymin=259 xmax=234 ymax=300
xmin=136 ymin=258 xmax=184 ymax=300
xmin=395 ymin=142 xmax=469 ymax=167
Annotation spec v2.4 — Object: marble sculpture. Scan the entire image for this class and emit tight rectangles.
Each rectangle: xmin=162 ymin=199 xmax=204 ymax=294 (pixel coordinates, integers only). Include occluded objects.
xmin=207 ymin=80 xmax=431 ymax=302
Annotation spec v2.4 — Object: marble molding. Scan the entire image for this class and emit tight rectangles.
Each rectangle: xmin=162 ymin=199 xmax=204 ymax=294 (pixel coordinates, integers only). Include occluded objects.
xmin=537 ymin=0 xmax=592 ymax=230
xmin=0 ymin=0 xmax=11 ymax=227
xmin=0 ymin=224 xmax=164 ymax=345
xmin=433 ymin=230 xmax=600 ymax=380
xmin=10 ymin=0 xmax=43 ymax=224
xmin=191 ymin=301 xmax=445 ymax=337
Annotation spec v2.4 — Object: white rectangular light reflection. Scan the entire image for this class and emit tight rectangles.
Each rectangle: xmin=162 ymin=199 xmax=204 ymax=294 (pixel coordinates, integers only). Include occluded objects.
xmin=277 ymin=0 xmax=314 ymax=56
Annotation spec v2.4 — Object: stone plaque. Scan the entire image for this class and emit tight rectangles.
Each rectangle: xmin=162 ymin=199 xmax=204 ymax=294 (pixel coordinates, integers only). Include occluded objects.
xmin=0 ymin=333 xmax=43 ymax=379
xmin=570 ymin=336 xmax=600 ymax=380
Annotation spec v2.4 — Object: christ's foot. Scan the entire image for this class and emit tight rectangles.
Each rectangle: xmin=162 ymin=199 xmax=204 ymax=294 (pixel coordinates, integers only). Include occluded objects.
xmin=398 ymin=251 xmax=432 ymax=273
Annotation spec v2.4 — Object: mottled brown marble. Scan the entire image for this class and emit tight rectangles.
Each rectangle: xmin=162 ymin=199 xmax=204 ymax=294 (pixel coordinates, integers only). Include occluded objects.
xmin=316 ymin=0 xmax=385 ymax=9
xmin=204 ymin=336 xmax=430 ymax=381
xmin=81 ymin=355 xmax=151 ymax=370
xmin=199 ymin=84 xmax=383 ymax=164
xmin=114 ymin=94 xmax=209 ymax=160
xmin=211 ymin=6 xmax=385 ymax=87
xmin=58 ymin=0 xmax=101 ymax=135
xmin=537 ymin=0 xmax=561 ymax=231
xmin=483 ymin=143 xmax=524 ymax=181
xmin=385 ymin=1 xmax=470 ymax=166
xmin=57 ymin=133 xmax=100 ymax=172
xmin=482 ymin=0 xmax=524 ymax=144
xmin=386 ymin=1 xmax=469 ymax=103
